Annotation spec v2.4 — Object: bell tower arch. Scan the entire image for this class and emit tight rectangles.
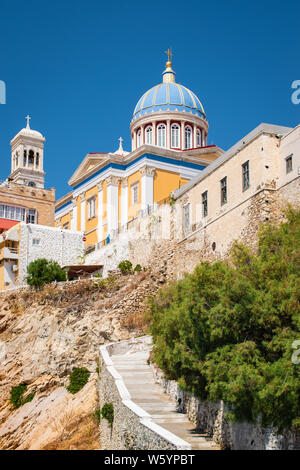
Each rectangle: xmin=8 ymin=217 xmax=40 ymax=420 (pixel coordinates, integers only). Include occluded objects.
xmin=9 ymin=116 xmax=45 ymax=189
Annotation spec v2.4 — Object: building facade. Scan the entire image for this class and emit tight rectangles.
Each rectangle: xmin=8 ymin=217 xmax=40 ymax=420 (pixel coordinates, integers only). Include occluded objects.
xmin=0 ymin=222 xmax=84 ymax=290
xmin=83 ymin=122 xmax=300 ymax=277
xmin=55 ymin=58 xmax=223 ymax=248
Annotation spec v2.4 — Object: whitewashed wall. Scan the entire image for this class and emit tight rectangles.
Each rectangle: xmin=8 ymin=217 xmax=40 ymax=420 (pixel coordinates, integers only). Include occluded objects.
xmin=18 ymin=223 xmax=84 ymax=285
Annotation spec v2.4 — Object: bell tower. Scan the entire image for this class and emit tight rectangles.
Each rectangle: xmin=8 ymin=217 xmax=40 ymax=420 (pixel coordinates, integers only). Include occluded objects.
xmin=9 ymin=116 xmax=45 ymax=189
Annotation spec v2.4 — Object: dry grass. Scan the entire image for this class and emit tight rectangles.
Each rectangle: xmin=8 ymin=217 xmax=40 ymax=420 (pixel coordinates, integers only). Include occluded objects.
xmin=8 ymin=300 xmax=24 ymax=315
xmin=43 ymin=413 xmax=100 ymax=450
xmin=121 ymin=310 xmax=148 ymax=333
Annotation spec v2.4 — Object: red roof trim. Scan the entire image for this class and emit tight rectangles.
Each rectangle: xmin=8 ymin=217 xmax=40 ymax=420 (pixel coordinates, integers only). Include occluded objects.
xmin=0 ymin=219 xmax=20 ymax=230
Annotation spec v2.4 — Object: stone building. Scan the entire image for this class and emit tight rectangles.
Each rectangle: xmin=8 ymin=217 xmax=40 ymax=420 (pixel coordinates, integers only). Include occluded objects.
xmin=0 ymin=222 xmax=83 ymax=290
xmin=170 ymin=122 xmax=300 ymax=275
xmin=84 ymin=122 xmax=300 ymax=277
xmin=0 ymin=116 xmax=55 ymax=233
xmin=54 ymin=53 xmax=299 ymax=276
xmin=55 ymin=54 xmax=223 ymax=248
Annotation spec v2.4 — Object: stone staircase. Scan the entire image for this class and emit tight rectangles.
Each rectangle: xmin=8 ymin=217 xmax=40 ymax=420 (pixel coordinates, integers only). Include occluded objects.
xmin=111 ymin=350 xmax=219 ymax=450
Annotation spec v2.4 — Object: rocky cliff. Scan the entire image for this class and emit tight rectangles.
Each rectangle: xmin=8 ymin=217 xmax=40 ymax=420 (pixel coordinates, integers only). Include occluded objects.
xmin=0 ymin=268 xmax=165 ymax=449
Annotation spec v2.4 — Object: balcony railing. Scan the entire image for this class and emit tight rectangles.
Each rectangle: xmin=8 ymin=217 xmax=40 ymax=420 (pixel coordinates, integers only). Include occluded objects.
xmin=93 ymin=200 xmax=171 ymax=252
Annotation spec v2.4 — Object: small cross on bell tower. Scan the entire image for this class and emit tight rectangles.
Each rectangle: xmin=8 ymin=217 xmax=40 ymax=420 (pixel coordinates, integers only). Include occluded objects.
xmin=25 ymin=115 xmax=31 ymax=129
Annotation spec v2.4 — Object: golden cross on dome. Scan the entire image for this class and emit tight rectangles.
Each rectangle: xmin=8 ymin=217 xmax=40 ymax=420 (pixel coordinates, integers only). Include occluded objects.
xmin=165 ymin=48 xmax=173 ymax=63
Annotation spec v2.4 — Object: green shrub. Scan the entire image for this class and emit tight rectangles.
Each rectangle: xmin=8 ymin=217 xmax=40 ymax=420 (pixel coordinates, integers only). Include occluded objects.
xmin=22 ymin=392 xmax=35 ymax=404
xmin=10 ymin=384 xmax=27 ymax=409
xmin=26 ymin=258 xmax=67 ymax=289
xmin=67 ymin=367 xmax=90 ymax=394
xmin=134 ymin=264 xmax=142 ymax=272
xmin=118 ymin=260 xmax=133 ymax=274
xmin=101 ymin=403 xmax=114 ymax=427
xmin=148 ymin=208 xmax=300 ymax=432
xmin=93 ymin=409 xmax=101 ymax=424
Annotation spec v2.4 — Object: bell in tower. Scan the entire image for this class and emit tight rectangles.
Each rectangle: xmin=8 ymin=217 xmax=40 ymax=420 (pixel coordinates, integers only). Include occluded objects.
xmin=9 ymin=116 xmax=46 ymax=189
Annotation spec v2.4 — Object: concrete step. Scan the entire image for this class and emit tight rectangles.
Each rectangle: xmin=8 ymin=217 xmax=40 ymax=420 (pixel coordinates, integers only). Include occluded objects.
xmin=109 ymin=350 xmax=219 ymax=450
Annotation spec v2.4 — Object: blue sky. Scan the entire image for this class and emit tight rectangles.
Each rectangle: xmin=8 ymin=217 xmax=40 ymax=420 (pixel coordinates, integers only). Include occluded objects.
xmin=0 ymin=0 xmax=299 ymax=198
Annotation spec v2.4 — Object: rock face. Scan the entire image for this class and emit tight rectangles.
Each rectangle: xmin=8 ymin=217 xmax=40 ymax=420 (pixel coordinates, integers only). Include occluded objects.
xmin=0 ymin=270 xmax=161 ymax=450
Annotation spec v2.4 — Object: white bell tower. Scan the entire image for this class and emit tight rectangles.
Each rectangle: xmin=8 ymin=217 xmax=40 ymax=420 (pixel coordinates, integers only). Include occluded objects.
xmin=9 ymin=116 xmax=46 ymax=189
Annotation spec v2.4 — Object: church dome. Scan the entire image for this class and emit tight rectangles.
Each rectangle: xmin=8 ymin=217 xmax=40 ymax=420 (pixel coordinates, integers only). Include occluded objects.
xmin=133 ymin=82 xmax=206 ymax=121
xmin=132 ymin=54 xmax=206 ymax=122
xmin=16 ymin=127 xmax=43 ymax=139
xmin=130 ymin=53 xmax=209 ymax=152
xmin=11 ymin=116 xmax=44 ymax=142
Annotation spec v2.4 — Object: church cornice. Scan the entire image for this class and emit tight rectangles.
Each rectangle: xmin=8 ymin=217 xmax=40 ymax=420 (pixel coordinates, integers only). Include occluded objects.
xmin=68 ymin=144 xmax=224 ymax=189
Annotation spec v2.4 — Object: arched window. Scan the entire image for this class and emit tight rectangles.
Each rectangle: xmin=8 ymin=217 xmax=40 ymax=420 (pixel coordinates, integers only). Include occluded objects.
xmin=28 ymin=181 xmax=36 ymax=187
xmin=171 ymin=124 xmax=180 ymax=148
xmin=137 ymin=129 xmax=141 ymax=147
xmin=145 ymin=126 xmax=152 ymax=145
xmin=157 ymin=124 xmax=166 ymax=148
xmin=196 ymin=129 xmax=202 ymax=147
xmin=28 ymin=150 xmax=34 ymax=166
xmin=185 ymin=126 xmax=192 ymax=149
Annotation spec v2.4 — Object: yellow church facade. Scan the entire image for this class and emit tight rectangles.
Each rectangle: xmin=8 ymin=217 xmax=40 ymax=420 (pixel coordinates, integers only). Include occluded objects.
xmin=55 ymin=56 xmax=223 ymax=248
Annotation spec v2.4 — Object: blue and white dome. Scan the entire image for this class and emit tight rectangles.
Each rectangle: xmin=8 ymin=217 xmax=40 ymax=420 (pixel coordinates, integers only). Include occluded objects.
xmin=132 ymin=56 xmax=206 ymax=122
xmin=133 ymin=82 xmax=206 ymax=121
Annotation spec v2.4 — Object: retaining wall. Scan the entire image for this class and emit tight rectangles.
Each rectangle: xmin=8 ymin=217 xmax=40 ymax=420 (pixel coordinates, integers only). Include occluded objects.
xmin=98 ymin=337 xmax=191 ymax=450
xmin=151 ymin=364 xmax=300 ymax=450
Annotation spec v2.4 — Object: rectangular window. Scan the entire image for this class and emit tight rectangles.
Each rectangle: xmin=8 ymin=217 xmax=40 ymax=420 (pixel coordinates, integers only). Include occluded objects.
xmin=63 ymin=222 xmax=69 ymax=230
xmin=32 ymin=238 xmax=40 ymax=246
xmin=220 ymin=177 xmax=227 ymax=205
xmin=202 ymin=191 xmax=208 ymax=217
xmin=286 ymin=155 xmax=293 ymax=174
xmin=184 ymin=203 xmax=190 ymax=232
xmin=132 ymin=183 xmax=139 ymax=205
xmin=87 ymin=198 xmax=96 ymax=219
xmin=27 ymin=209 xmax=36 ymax=224
xmin=242 ymin=161 xmax=250 ymax=191
xmin=0 ymin=204 xmax=26 ymax=221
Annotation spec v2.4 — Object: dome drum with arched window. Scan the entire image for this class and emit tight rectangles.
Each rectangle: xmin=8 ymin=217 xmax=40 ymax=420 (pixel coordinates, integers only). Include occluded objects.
xmin=130 ymin=58 xmax=208 ymax=151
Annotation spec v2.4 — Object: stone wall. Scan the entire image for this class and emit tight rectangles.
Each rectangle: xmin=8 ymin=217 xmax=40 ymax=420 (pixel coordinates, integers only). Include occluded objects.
xmin=85 ymin=178 xmax=300 ymax=284
xmin=18 ymin=223 xmax=84 ymax=285
xmin=151 ymin=365 xmax=300 ymax=450
xmin=98 ymin=337 xmax=191 ymax=450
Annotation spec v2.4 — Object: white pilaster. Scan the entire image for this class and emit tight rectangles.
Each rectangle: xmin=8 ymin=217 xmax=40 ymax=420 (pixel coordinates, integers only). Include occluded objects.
xmin=141 ymin=166 xmax=155 ymax=210
xmin=181 ymin=121 xmax=185 ymax=150
xmin=121 ymin=178 xmax=128 ymax=227
xmin=80 ymin=195 xmax=85 ymax=233
xmin=141 ymin=124 xmax=145 ymax=145
xmin=106 ymin=176 xmax=119 ymax=235
xmin=97 ymin=182 xmax=103 ymax=243
xmin=71 ymin=199 xmax=77 ymax=231
xmin=166 ymin=119 xmax=171 ymax=149
xmin=193 ymin=124 xmax=197 ymax=148
xmin=152 ymin=121 xmax=156 ymax=145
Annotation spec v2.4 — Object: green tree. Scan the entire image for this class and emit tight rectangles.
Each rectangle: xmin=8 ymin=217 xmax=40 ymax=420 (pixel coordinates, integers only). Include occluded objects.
xmin=26 ymin=258 xmax=67 ymax=289
xmin=148 ymin=208 xmax=300 ymax=432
